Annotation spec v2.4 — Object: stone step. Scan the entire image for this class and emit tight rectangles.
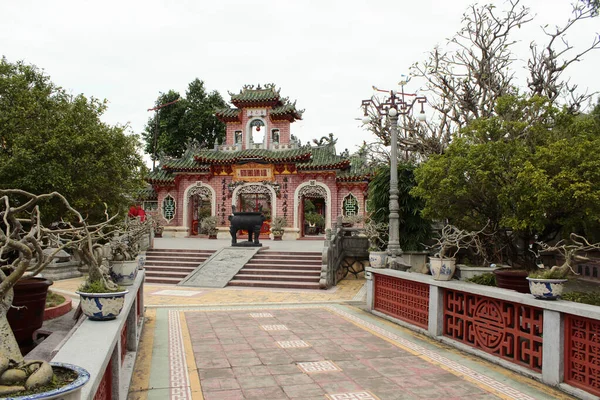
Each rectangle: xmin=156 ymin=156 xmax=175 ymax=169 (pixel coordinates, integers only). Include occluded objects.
xmin=227 ymin=280 xmax=321 ymax=290
xmin=247 ymin=259 xmax=321 ymax=265
xmin=257 ymin=251 xmax=322 ymax=256
xmin=252 ymin=255 xmax=322 ymax=261
xmin=144 ymin=265 xmax=196 ymax=273
xmin=144 ymin=260 xmax=204 ymax=267
xmin=232 ymin=274 xmax=319 ymax=282
xmin=146 ymin=249 xmax=213 ymax=254
xmin=145 ymin=276 xmax=182 ymax=284
xmin=238 ymin=268 xmax=320 ymax=276
xmin=145 ymin=255 xmax=210 ymax=263
xmin=144 ymin=270 xmax=192 ymax=279
xmin=242 ymin=263 xmax=321 ymax=271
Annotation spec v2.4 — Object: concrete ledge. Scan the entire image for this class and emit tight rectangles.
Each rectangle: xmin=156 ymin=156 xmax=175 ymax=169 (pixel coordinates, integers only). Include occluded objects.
xmin=52 ymin=271 xmax=145 ymax=399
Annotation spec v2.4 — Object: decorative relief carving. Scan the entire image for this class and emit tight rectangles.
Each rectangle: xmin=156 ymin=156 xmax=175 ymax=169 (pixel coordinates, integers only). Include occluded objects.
xmin=298 ymin=185 xmax=327 ymax=200
xmin=187 ymin=182 xmax=210 ymax=198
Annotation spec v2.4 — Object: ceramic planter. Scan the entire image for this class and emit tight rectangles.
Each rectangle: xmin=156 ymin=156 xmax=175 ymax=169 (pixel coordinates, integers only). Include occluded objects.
xmin=493 ymin=268 xmax=529 ymax=293
xmin=8 ymin=363 xmax=90 ymax=400
xmin=369 ymin=251 xmax=388 ymax=269
xmin=526 ymin=277 xmax=568 ymax=300
xmin=110 ymin=259 xmax=138 ymax=286
xmin=7 ymin=277 xmax=53 ymax=345
xmin=429 ymin=257 xmax=456 ymax=280
xmin=76 ymin=290 xmax=128 ymax=321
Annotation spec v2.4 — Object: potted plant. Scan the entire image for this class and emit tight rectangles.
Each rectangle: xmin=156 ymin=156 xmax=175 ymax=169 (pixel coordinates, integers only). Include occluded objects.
xmin=527 ymin=233 xmax=600 ymax=300
xmin=305 ymin=212 xmax=325 ymax=235
xmin=364 ymin=219 xmax=389 ymax=268
xmin=0 ymin=189 xmax=91 ymax=398
xmin=200 ymin=216 xmax=218 ymax=239
xmin=271 ymin=216 xmax=287 ymax=241
xmin=430 ymin=224 xmax=487 ymax=281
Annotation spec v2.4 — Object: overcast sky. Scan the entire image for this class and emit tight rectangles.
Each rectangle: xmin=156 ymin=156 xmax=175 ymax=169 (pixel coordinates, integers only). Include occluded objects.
xmin=2 ymin=0 xmax=599 ymax=161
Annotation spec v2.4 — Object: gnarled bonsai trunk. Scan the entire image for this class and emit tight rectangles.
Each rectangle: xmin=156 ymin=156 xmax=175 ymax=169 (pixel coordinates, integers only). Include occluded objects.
xmin=0 ymin=286 xmax=23 ymax=365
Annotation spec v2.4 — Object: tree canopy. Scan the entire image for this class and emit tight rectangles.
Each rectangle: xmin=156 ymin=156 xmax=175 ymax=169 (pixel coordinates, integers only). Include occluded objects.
xmin=412 ymin=95 xmax=600 ymax=264
xmin=142 ymin=79 xmax=226 ymax=161
xmin=0 ymin=57 xmax=146 ymax=222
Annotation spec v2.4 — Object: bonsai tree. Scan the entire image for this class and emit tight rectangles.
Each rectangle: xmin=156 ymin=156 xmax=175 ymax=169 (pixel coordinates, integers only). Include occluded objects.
xmin=363 ymin=219 xmax=388 ymax=252
xmin=0 ymin=189 xmax=115 ymax=396
xmin=433 ymin=224 xmax=489 ymax=261
xmin=200 ymin=216 xmax=218 ymax=237
xmin=531 ymin=233 xmax=600 ymax=279
xmin=271 ymin=216 xmax=287 ymax=237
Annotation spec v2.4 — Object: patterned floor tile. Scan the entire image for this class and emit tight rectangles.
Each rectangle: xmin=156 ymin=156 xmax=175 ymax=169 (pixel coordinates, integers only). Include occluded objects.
xmin=260 ymin=324 xmax=288 ymax=331
xmin=249 ymin=312 xmax=273 ymax=318
xmin=297 ymin=360 xmax=342 ymax=373
xmin=276 ymin=340 xmax=311 ymax=348
xmin=327 ymin=392 xmax=379 ymax=400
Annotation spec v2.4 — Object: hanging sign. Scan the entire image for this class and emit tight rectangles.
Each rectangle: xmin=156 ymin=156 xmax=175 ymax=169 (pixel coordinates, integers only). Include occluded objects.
xmin=233 ymin=163 xmax=274 ymax=182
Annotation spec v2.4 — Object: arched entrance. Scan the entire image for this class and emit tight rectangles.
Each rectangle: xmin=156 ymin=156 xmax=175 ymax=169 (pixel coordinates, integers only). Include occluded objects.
xmin=232 ymin=183 xmax=277 ymax=237
xmin=297 ymin=184 xmax=328 ymax=237
xmin=184 ymin=183 xmax=215 ymax=236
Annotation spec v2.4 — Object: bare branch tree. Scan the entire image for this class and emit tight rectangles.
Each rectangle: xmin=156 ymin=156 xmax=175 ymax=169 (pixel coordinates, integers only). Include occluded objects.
xmin=528 ymin=0 xmax=600 ymax=112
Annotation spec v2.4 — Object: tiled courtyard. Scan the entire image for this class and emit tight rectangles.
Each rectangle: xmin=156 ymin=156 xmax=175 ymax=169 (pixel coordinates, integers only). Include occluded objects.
xmin=136 ymin=304 xmax=572 ymax=400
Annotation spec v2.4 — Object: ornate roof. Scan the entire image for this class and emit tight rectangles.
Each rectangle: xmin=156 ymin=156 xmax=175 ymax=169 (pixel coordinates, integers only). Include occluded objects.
xmin=194 ymin=148 xmax=312 ymax=165
xmin=296 ymin=146 xmax=350 ymax=171
xmin=146 ymin=169 xmax=175 ymax=185
xmin=270 ymin=102 xmax=304 ymax=122
xmin=215 ymin=108 xmax=241 ymax=122
xmin=229 ymin=84 xmax=281 ymax=107
xmin=137 ymin=186 xmax=157 ymax=200
xmin=144 ymin=146 xmax=371 ymax=187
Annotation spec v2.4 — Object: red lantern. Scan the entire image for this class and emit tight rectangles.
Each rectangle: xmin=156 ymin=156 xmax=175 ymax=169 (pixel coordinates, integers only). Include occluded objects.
xmin=256 ymin=126 xmax=261 ymax=131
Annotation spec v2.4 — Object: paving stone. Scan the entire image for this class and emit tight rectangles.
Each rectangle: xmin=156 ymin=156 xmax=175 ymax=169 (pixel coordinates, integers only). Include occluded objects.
xmin=242 ymin=386 xmax=289 ymax=400
xmin=201 ymin=377 xmax=240 ymax=391
xmin=235 ymin=374 xmax=278 ymax=389
xmin=196 ymin=357 xmax=231 ymax=369
xmin=318 ymin=379 xmax=365 ymax=394
xmin=203 ymin=389 xmax=245 ymax=400
xmin=274 ymin=372 xmax=315 ymax=386
xmin=282 ymin=383 xmax=327 ymax=398
xmin=198 ymin=368 xmax=235 ymax=380
xmin=232 ymin=365 xmax=272 ymax=377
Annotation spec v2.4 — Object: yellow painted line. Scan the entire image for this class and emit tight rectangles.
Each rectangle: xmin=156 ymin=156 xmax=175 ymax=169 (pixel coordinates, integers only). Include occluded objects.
xmin=128 ymin=308 xmax=156 ymax=400
xmin=179 ymin=311 xmax=203 ymax=400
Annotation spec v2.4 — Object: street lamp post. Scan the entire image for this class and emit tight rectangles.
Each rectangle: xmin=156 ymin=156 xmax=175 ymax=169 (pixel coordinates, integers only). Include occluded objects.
xmin=361 ymin=83 xmax=426 ymax=268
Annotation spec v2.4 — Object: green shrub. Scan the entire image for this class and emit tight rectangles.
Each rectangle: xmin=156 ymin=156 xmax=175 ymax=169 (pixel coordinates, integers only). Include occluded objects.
xmin=561 ymin=291 xmax=600 ymax=306
xmin=78 ymin=280 xmax=124 ymax=293
xmin=467 ymin=273 xmax=497 ymax=287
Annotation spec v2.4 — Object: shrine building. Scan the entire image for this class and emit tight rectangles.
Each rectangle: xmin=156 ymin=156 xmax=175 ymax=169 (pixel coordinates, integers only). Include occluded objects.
xmin=144 ymin=84 xmax=370 ymax=239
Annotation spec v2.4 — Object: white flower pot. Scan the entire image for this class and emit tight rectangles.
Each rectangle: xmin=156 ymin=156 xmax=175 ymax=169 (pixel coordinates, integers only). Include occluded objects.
xmin=110 ymin=260 xmax=138 ymax=286
xmin=76 ymin=290 xmax=128 ymax=321
xmin=429 ymin=257 xmax=456 ymax=280
xmin=526 ymin=277 xmax=568 ymax=300
xmin=369 ymin=251 xmax=388 ymax=269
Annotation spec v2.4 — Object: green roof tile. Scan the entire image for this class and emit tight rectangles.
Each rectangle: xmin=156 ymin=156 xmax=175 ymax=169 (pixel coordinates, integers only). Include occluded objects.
xmin=296 ymin=146 xmax=350 ymax=170
xmin=195 ymin=148 xmax=312 ymax=164
xmin=215 ymin=108 xmax=241 ymax=122
xmin=145 ymin=169 xmax=175 ymax=185
xmin=230 ymin=85 xmax=281 ymax=106
xmin=270 ymin=102 xmax=304 ymax=121
xmin=137 ymin=186 xmax=157 ymax=200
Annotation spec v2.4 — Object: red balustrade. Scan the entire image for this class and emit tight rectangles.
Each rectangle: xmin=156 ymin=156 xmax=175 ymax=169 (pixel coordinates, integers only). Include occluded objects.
xmin=374 ymin=274 xmax=429 ymax=329
xmin=121 ymin=324 xmax=128 ymax=365
xmin=443 ymin=289 xmax=543 ymax=371
xmin=565 ymin=314 xmax=600 ymax=396
xmin=93 ymin=355 xmax=113 ymax=400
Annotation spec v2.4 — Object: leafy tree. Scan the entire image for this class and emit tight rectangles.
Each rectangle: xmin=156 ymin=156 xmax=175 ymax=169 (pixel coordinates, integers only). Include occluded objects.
xmin=412 ymin=95 xmax=600 ymax=265
xmin=367 ymin=164 xmax=431 ymax=251
xmin=143 ymin=79 xmax=226 ymax=160
xmin=0 ymin=57 xmax=146 ymax=222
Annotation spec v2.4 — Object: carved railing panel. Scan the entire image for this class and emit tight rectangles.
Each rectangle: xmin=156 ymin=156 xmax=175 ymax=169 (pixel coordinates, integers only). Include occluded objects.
xmin=565 ymin=313 xmax=600 ymax=396
xmin=443 ymin=289 xmax=543 ymax=372
xmin=374 ymin=275 xmax=429 ymax=329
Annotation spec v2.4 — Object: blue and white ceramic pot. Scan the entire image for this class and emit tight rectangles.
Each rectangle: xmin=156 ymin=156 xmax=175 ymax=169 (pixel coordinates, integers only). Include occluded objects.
xmin=76 ymin=290 xmax=128 ymax=321
xmin=369 ymin=251 xmax=388 ymax=269
xmin=10 ymin=362 xmax=89 ymax=400
xmin=110 ymin=260 xmax=138 ymax=285
xmin=526 ymin=277 xmax=568 ymax=300
xmin=429 ymin=257 xmax=456 ymax=280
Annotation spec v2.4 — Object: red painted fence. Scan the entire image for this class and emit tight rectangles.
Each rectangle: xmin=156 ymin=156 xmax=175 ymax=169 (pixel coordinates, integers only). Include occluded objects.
xmin=565 ymin=313 xmax=600 ymax=397
xmin=443 ymin=289 xmax=543 ymax=372
xmin=374 ymin=274 xmax=429 ymax=329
